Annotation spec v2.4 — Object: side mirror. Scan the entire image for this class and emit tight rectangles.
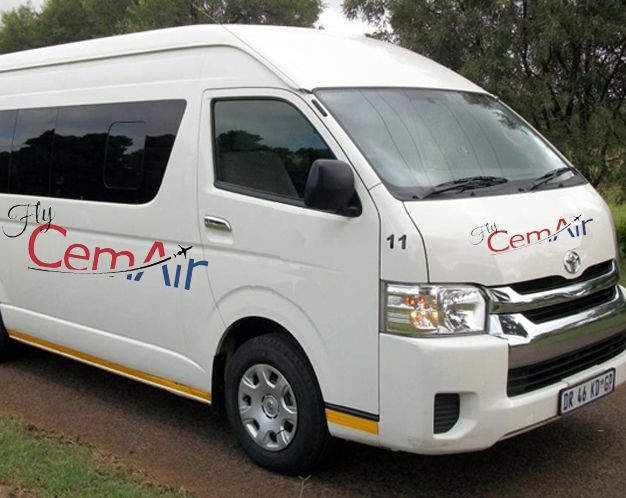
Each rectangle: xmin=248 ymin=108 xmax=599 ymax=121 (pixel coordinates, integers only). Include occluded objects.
xmin=304 ymin=159 xmax=361 ymax=217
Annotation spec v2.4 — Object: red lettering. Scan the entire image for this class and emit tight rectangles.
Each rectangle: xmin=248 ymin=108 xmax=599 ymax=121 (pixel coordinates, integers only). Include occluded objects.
xmin=487 ymin=229 xmax=509 ymax=253
xmin=92 ymin=247 xmax=134 ymax=271
xmin=554 ymin=217 xmax=568 ymax=231
xmin=526 ymin=228 xmax=551 ymax=244
xmin=64 ymin=243 xmax=90 ymax=270
xmin=28 ymin=224 xmax=66 ymax=268
xmin=144 ymin=241 xmax=165 ymax=263
xmin=509 ymin=234 xmax=525 ymax=249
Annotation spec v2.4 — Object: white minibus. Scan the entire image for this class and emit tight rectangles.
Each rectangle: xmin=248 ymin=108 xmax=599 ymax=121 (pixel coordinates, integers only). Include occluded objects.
xmin=0 ymin=25 xmax=624 ymax=474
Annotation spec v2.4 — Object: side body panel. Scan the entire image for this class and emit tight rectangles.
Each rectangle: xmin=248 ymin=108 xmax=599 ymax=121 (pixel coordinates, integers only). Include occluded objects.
xmin=0 ymin=46 xmax=283 ymax=396
xmin=196 ymin=88 xmax=381 ymax=433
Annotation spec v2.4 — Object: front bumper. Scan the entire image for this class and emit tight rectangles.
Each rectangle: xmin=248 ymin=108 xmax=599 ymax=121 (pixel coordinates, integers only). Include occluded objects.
xmin=378 ymin=332 xmax=626 ymax=454
xmin=376 ymin=265 xmax=626 ymax=454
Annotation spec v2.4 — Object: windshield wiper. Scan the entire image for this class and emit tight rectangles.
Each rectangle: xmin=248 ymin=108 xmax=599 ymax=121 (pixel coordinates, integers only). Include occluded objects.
xmin=421 ymin=176 xmax=508 ymax=199
xmin=528 ymin=167 xmax=573 ymax=191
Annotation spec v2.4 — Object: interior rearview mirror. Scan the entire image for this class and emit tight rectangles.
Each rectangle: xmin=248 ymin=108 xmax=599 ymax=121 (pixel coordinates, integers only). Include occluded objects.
xmin=304 ymin=160 xmax=361 ymax=217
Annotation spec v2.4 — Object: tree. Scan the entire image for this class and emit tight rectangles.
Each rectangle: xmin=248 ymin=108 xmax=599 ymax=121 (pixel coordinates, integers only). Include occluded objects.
xmin=0 ymin=0 xmax=323 ymax=54
xmin=0 ymin=5 xmax=41 ymax=53
xmin=344 ymin=0 xmax=626 ymax=190
xmin=125 ymin=0 xmax=322 ymax=31
xmin=0 ymin=0 xmax=134 ymax=52
xmin=81 ymin=0 xmax=136 ymax=37
xmin=35 ymin=0 xmax=94 ymax=46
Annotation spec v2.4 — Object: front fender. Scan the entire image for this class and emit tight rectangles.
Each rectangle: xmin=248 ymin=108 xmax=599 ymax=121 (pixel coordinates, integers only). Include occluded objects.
xmin=209 ymin=286 xmax=334 ymax=403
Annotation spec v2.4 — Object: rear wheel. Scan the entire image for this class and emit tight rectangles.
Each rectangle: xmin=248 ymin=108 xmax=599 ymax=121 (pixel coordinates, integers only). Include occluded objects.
xmin=225 ymin=333 xmax=331 ymax=474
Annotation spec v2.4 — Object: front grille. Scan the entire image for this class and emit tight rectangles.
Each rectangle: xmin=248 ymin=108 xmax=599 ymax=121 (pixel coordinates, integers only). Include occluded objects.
xmin=521 ymin=287 xmax=616 ymax=324
xmin=507 ymin=332 xmax=626 ymax=396
xmin=433 ymin=394 xmax=460 ymax=434
xmin=510 ymin=260 xmax=613 ymax=294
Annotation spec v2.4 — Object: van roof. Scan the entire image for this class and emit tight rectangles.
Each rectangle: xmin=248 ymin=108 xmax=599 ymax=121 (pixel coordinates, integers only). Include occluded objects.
xmin=0 ymin=24 xmax=484 ymax=93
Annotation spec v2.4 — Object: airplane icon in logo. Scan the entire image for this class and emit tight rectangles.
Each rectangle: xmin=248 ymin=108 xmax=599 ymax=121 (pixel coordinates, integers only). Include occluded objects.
xmin=174 ymin=245 xmax=193 ymax=259
xmin=573 ymin=214 xmax=582 ymax=223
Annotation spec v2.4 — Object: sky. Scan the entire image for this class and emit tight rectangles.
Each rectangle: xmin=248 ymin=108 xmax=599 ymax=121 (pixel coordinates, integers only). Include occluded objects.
xmin=0 ymin=0 xmax=372 ymax=35
xmin=0 ymin=0 xmax=41 ymax=11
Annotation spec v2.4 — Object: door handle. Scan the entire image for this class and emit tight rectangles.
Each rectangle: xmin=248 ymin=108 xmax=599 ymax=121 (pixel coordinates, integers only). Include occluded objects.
xmin=204 ymin=216 xmax=232 ymax=232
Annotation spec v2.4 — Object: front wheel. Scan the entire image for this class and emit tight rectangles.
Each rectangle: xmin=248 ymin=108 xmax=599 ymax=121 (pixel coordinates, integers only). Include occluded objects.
xmin=225 ymin=333 xmax=331 ymax=474
xmin=0 ymin=318 xmax=17 ymax=361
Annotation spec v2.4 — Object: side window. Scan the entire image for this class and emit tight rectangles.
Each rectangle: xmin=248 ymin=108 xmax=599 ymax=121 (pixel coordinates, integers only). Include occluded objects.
xmin=0 ymin=111 xmax=16 ymax=194
xmin=10 ymin=108 xmax=57 ymax=196
xmin=52 ymin=100 xmax=185 ymax=203
xmin=1 ymin=100 xmax=184 ymax=203
xmin=104 ymin=121 xmax=146 ymax=190
xmin=52 ymin=105 xmax=109 ymax=201
xmin=213 ymin=99 xmax=334 ymax=199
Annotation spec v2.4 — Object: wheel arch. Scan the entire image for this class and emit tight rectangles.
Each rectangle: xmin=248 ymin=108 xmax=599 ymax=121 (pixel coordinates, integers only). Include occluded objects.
xmin=211 ymin=314 xmax=328 ymax=414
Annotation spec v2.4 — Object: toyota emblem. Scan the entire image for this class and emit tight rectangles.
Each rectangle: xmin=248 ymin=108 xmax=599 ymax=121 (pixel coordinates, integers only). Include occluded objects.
xmin=563 ymin=250 xmax=581 ymax=274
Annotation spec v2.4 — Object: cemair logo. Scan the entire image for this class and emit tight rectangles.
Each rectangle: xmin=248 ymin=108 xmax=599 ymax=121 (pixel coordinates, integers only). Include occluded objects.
xmin=27 ymin=223 xmax=208 ymax=291
xmin=470 ymin=214 xmax=593 ymax=254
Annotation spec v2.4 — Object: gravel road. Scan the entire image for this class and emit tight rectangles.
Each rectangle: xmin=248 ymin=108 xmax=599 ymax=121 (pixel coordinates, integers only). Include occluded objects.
xmin=0 ymin=345 xmax=624 ymax=498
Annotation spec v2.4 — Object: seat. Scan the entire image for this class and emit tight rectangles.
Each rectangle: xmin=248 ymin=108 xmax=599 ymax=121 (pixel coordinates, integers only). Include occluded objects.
xmin=220 ymin=150 xmax=298 ymax=198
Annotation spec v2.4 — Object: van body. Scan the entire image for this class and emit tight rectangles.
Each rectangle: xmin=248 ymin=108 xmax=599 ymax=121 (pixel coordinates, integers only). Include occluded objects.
xmin=0 ymin=25 xmax=624 ymax=473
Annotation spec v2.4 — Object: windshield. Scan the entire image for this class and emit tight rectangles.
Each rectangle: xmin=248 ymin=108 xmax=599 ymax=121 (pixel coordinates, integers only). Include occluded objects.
xmin=316 ymin=89 xmax=584 ymax=200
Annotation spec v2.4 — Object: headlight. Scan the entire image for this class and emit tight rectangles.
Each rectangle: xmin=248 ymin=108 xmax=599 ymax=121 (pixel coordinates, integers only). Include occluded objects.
xmin=384 ymin=283 xmax=487 ymax=337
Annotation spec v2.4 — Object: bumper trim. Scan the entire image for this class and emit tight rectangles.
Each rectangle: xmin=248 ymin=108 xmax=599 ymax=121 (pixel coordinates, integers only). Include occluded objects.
xmin=486 ymin=260 xmax=618 ymax=314
xmin=490 ymin=286 xmax=626 ymax=369
xmin=507 ymin=332 xmax=626 ymax=395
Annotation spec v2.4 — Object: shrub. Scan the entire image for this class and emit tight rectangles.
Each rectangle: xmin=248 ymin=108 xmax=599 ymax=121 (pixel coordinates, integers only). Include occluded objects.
xmin=610 ymin=204 xmax=626 ymax=259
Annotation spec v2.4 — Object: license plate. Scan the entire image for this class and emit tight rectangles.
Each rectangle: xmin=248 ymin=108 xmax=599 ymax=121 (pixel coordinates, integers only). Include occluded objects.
xmin=559 ymin=369 xmax=616 ymax=415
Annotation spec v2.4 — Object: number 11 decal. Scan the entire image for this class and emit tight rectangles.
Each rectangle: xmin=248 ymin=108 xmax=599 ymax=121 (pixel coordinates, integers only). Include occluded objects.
xmin=386 ymin=234 xmax=407 ymax=250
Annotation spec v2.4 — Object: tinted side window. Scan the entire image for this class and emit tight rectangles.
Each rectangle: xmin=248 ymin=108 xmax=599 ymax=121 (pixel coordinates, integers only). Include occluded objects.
xmin=10 ymin=108 xmax=57 ymax=196
xmin=52 ymin=100 xmax=185 ymax=203
xmin=213 ymin=99 xmax=334 ymax=199
xmin=0 ymin=111 xmax=16 ymax=194
xmin=104 ymin=121 xmax=146 ymax=191
xmin=52 ymin=105 xmax=108 ymax=201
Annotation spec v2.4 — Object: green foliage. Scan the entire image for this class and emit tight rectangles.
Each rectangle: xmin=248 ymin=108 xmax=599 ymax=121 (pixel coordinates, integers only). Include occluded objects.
xmin=36 ymin=0 xmax=95 ymax=46
xmin=122 ymin=0 xmax=190 ymax=31
xmin=125 ymin=0 xmax=322 ymax=30
xmin=0 ymin=0 xmax=323 ymax=53
xmin=81 ymin=0 xmax=137 ymax=37
xmin=610 ymin=204 xmax=626 ymax=263
xmin=197 ymin=0 xmax=322 ymax=26
xmin=0 ymin=5 xmax=41 ymax=52
xmin=0 ymin=415 xmax=191 ymax=497
xmin=344 ymin=0 xmax=626 ymax=188
xmin=598 ymin=183 xmax=626 ymax=206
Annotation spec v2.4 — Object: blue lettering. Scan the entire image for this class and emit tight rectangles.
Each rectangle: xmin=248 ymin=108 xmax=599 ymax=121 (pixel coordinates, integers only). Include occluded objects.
xmin=162 ymin=264 xmax=171 ymax=287
xmin=184 ymin=258 xmax=209 ymax=291
xmin=173 ymin=264 xmax=182 ymax=288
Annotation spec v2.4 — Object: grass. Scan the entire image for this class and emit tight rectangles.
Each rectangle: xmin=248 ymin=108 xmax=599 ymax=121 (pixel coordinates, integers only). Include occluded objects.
xmin=0 ymin=415 xmax=192 ymax=498
xmin=610 ymin=203 xmax=626 ymax=225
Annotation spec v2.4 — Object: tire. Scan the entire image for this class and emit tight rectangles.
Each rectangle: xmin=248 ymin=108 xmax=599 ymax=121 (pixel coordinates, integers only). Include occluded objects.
xmin=0 ymin=317 xmax=17 ymax=361
xmin=225 ymin=333 xmax=331 ymax=475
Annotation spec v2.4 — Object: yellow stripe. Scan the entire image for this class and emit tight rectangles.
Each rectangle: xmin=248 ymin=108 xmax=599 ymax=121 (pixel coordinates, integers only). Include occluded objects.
xmin=8 ymin=329 xmax=211 ymax=402
xmin=325 ymin=408 xmax=379 ymax=435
